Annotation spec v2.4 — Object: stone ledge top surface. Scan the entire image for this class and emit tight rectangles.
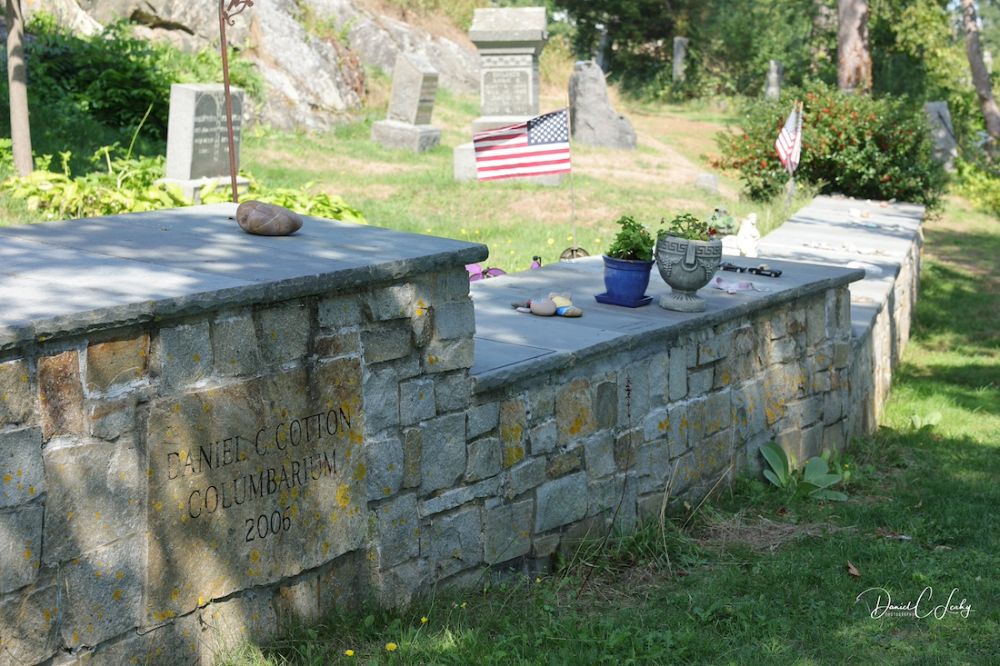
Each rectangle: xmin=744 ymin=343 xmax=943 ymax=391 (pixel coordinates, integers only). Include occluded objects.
xmin=0 ymin=204 xmax=487 ymax=351
xmin=470 ymin=254 xmax=864 ymax=394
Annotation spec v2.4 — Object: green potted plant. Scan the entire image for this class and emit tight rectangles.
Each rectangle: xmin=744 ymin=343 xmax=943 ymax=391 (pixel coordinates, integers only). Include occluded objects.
xmin=596 ymin=214 xmax=656 ymax=307
xmin=655 ymin=210 xmax=735 ymax=312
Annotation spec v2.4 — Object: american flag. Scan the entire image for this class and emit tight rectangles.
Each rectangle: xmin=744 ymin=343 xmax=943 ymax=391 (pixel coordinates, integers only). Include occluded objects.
xmin=775 ymin=103 xmax=803 ymax=174
xmin=473 ymin=108 xmax=572 ymax=182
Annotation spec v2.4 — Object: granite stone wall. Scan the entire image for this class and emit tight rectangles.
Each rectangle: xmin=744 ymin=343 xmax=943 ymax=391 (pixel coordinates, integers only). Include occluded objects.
xmin=0 ymin=199 xmax=922 ymax=665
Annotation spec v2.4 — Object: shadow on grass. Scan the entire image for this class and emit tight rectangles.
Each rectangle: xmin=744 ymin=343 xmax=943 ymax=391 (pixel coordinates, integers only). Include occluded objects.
xmin=912 ymin=260 xmax=999 ymax=351
xmin=894 ymin=362 xmax=1000 ymax=416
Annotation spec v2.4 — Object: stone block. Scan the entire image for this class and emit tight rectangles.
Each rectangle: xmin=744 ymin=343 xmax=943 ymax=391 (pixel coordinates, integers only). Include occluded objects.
xmin=364 ymin=284 xmax=415 ymax=322
xmin=583 ymin=431 xmax=616 ymax=478
xmin=704 ymin=389 xmax=732 ymax=434
xmin=636 ymin=439 xmax=670 ymax=494
xmin=195 ymin=590 xmax=277 ymax=664
xmin=315 ymin=329 xmax=361 ymax=359
xmin=466 ymin=436 xmax=501 ymax=482
xmin=668 ymin=347 xmax=688 ymax=401
xmin=823 ymin=390 xmax=845 ymax=425
xmin=420 ymin=412 xmax=466 ymax=494
xmin=526 ymin=385 xmax=556 ymax=422
xmin=732 ymin=381 xmax=766 ymax=442
xmin=434 ymin=372 xmax=471 ymax=413
xmin=318 ymin=294 xmax=363 ymax=328
xmin=0 ymin=583 xmax=60 ymax=665
xmin=802 ymin=422 xmax=825 ymax=460
xmin=371 ymin=120 xmax=441 ymax=152
xmin=364 ymin=365 xmax=400 ymax=434
xmin=0 ymin=359 xmax=33 ymax=425
xmin=0 ymin=504 xmax=43 ymax=594
xmin=546 ymin=448 xmax=583 ymax=478
xmin=39 ymin=350 xmax=86 ymax=438
xmin=257 ymin=302 xmax=311 ymax=366
xmin=77 ymin=621 xmax=199 ymax=665
xmin=273 ymin=574 xmax=320 ymax=626
xmin=613 ymin=428 xmax=641 ymax=470
xmin=695 ymin=428 xmax=732 ymax=478
xmin=666 ymin=402 xmax=690 ymax=450
xmin=556 ymin=378 xmax=596 ymax=445
xmin=823 ymin=420 xmax=845 ymax=453
xmin=529 ymin=419 xmax=558 ymax=454
xmin=371 ymin=558 xmax=429 ymax=608
xmin=688 ymin=368 xmax=713 ymax=397
xmin=535 ymin=472 xmax=588 ymax=533
xmin=642 ymin=406 xmax=672 ymax=443
xmin=788 ymin=396 xmax=823 ymax=429
xmin=499 ymin=399 xmax=527 ymax=467
xmin=423 ymin=338 xmax=474 ymax=373
xmin=61 ymin=536 xmax=142 ymax=648
xmin=506 ymin=457 xmax=547 ymax=498
xmin=374 ymin=493 xmax=420 ymax=568
xmin=86 ymin=335 xmax=150 ymax=393
xmin=366 ymin=432 xmax=404 ymax=500
xmin=595 ymin=380 xmax=618 ymax=428
xmin=318 ymin=550 xmax=364 ymax=615
xmin=589 ymin=475 xmax=637 ymax=531
xmin=0 ymin=426 xmax=44 ymax=508
xmin=420 ymin=477 xmax=500 ymax=516
xmin=86 ymin=396 xmax=138 ymax=441
xmin=363 ymin=320 xmax=413 ymax=365
xmin=156 ymin=322 xmax=214 ymax=391
xmin=423 ymin=505 xmax=482 ymax=579
xmin=699 ymin=331 xmax=733 ymax=364
xmin=713 ymin=363 xmax=735 ymax=390
xmin=646 ymin=352 xmax=669 ymax=404
xmin=467 ymin=402 xmax=500 ymax=439
xmin=43 ymin=435 xmax=143 ymax=564
xmin=671 ymin=451 xmax=698 ymax=493
xmin=399 ymin=377 xmax=436 ymax=426
xmin=401 ymin=427 xmax=422 ymax=489
xmin=432 ymin=300 xmax=476 ymax=340
xmin=211 ymin=314 xmax=262 ymax=377
xmin=484 ymin=500 xmax=533 ymax=564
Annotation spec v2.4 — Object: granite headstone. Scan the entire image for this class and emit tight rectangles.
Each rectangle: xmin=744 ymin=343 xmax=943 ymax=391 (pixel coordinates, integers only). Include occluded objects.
xmin=673 ymin=37 xmax=689 ymax=83
xmin=924 ymin=101 xmax=958 ymax=171
xmin=765 ymin=60 xmax=783 ymax=100
xmin=371 ymin=53 xmax=441 ymax=152
xmin=568 ymin=60 xmax=636 ymax=150
xmin=162 ymin=83 xmax=249 ymax=202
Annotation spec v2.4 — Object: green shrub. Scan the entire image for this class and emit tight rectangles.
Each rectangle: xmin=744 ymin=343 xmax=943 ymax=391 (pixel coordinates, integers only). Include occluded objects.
xmin=716 ymin=81 xmax=946 ymax=206
xmin=0 ymin=146 xmax=365 ymax=224
xmin=0 ymin=12 xmax=262 ymax=173
xmin=955 ymin=160 xmax=1000 ymax=217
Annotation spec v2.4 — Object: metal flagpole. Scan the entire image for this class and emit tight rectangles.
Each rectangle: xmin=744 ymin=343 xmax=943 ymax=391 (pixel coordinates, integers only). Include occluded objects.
xmin=219 ymin=0 xmax=254 ymax=204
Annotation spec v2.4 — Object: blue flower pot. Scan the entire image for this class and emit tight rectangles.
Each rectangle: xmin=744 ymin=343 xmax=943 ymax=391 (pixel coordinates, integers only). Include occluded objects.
xmin=596 ymin=255 xmax=655 ymax=307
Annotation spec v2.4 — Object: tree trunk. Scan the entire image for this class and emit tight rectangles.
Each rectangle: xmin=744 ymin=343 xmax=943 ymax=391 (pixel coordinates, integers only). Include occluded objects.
xmin=5 ymin=0 xmax=32 ymax=175
xmin=961 ymin=0 xmax=1000 ymax=154
xmin=837 ymin=0 xmax=872 ymax=93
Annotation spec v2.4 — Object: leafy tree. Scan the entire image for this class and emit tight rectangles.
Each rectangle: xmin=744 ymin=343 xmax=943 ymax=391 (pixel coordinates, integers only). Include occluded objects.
xmin=960 ymin=0 xmax=1000 ymax=154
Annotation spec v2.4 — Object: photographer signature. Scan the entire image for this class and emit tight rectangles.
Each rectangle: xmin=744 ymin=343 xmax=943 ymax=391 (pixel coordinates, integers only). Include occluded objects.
xmin=855 ymin=587 xmax=973 ymax=619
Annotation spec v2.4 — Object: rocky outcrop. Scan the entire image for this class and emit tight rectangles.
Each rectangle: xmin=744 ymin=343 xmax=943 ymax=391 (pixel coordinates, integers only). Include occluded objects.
xmin=568 ymin=60 xmax=636 ymax=150
xmin=23 ymin=0 xmax=477 ymax=129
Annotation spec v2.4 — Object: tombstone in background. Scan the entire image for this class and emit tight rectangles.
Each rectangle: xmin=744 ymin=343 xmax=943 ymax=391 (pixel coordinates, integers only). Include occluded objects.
xmin=454 ymin=7 xmax=551 ymax=182
xmin=765 ymin=60 xmax=783 ymax=100
xmin=568 ymin=60 xmax=636 ymax=150
xmin=924 ymin=101 xmax=958 ymax=171
xmin=371 ymin=53 xmax=441 ymax=153
xmin=160 ymin=83 xmax=249 ymax=203
xmin=672 ymin=37 xmax=689 ymax=83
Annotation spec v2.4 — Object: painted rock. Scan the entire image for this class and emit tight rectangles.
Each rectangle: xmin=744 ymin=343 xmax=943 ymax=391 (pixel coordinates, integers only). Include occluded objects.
xmin=235 ymin=200 xmax=303 ymax=236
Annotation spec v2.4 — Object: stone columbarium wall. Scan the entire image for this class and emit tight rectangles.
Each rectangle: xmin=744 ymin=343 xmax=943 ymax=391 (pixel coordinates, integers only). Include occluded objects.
xmin=0 ymin=197 xmax=922 ymax=665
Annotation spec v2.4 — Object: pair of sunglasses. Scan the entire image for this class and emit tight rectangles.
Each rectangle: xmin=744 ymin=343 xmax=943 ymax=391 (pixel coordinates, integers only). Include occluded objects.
xmin=466 ymin=263 xmax=507 ymax=282
xmin=720 ymin=262 xmax=783 ymax=278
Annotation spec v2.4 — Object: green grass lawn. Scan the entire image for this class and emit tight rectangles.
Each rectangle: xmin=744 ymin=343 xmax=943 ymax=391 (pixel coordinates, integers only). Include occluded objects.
xmin=222 ymin=196 xmax=999 ymax=665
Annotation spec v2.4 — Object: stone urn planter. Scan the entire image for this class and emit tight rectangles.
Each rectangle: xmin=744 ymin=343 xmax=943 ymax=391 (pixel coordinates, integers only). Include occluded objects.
xmin=655 ymin=235 xmax=723 ymax=312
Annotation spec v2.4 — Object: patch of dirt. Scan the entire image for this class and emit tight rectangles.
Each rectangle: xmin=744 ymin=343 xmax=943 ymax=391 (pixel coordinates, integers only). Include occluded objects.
xmin=696 ymin=512 xmax=846 ymax=553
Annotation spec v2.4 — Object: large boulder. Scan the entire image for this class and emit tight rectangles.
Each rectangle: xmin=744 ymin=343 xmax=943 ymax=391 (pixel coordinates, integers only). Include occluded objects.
xmin=24 ymin=0 xmax=478 ymax=129
xmin=568 ymin=60 xmax=636 ymax=150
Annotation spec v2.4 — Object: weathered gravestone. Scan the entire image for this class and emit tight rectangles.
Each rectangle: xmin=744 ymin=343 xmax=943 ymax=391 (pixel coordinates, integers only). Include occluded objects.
xmin=454 ymin=7 xmax=554 ymax=182
xmin=765 ymin=60 xmax=783 ymax=100
xmin=924 ymin=101 xmax=958 ymax=171
xmin=371 ymin=53 xmax=441 ymax=152
xmin=161 ymin=83 xmax=249 ymax=203
xmin=673 ymin=37 xmax=689 ymax=84
xmin=568 ymin=60 xmax=636 ymax=150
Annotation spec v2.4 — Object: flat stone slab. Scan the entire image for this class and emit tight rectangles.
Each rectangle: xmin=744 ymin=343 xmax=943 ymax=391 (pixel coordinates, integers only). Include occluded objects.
xmin=470 ymin=254 xmax=863 ymax=392
xmin=0 ymin=205 xmax=487 ymax=350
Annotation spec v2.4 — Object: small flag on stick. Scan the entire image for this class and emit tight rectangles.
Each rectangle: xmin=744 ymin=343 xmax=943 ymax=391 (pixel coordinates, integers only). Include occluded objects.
xmin=473 ymin=108 xmax=572 ymax=182
xmin=775 ymin=102 xmax=803 ymax=175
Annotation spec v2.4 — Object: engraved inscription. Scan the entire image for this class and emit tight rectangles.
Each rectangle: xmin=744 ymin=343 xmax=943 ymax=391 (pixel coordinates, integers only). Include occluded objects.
xmin=190 ymin=92 xmax=242 ymax=179
xmin=481 ymin=69 xmax=532 ymax=116
xmin=145 ymin=361 xmax=365 ymax=622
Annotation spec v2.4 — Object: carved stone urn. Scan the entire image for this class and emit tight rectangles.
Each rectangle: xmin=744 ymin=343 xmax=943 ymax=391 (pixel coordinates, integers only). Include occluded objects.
xmin=655 ymin=235 xmax=723 ymax=312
